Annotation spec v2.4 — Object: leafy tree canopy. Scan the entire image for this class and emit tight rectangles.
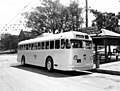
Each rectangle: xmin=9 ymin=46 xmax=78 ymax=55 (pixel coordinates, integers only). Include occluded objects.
xmin=0 ymin=33 xmax=18 ymax=51
xmin=90 ymin=9 xmax=120 ymax=33
xmin=23 ymin=0 xmax=83 ymax=36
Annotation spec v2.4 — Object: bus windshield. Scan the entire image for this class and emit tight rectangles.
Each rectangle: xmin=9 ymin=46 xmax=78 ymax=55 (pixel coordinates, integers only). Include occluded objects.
xmin=83 ymin=41 xmax=92 ymax=49
xmin=70 ymin=39 xmax=83 ymax=48
xmin=70 ymin=39 xmax=92 ymax=49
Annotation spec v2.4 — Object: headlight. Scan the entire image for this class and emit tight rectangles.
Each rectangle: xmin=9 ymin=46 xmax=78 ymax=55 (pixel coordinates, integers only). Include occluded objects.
xmin=73 ymin=55 xmax=78 ymax=60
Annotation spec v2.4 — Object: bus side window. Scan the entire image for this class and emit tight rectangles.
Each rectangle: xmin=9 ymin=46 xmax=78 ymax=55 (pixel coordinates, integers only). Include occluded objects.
xmin=31 ymin=43 xmax=34 ymax=50
xmin=66 ymin=39 xmax=71 ymax=49
xmin=21 ymin=45 xmax=23 ymax=50
xmin=20 ymin=45 xmax=22 ymax=50
xmin=20 ymin=45 xmax=21 ymax=50
xmin=26 ymin=44 xmax=29 ymax=50
xmin=22 ymin=45 xmax=24 ymax=50
xmin=38 ymin=42 xmax=41 ymax=50
xmin=24 ymin=45 xmax=26 ymax=50
xmin=61 ymin=39 xmax=65 ymax=49
xmin=42 ymin=42 xmax=45 ymax=49
xmin=46 ymin=41 xmax=49 ymax=49
xmin=55 ymin=40 xmax=60 ymax=49
xmin=34 ymin=43 xmax=37 ymax=50
xmin=28 ymin=44 xmax=31 ymax=50
xmin=19 ymin=45 xmax=21 ymax=50
xmin=50 ymin=41 xmax=54 ymax=49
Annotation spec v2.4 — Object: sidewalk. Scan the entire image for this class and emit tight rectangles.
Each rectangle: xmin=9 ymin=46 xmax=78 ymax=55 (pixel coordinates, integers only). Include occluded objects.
xmin=100 ymin=61 xmax=120 ymax=71
xmin=90 ymin=61 xmax=120 ymax=75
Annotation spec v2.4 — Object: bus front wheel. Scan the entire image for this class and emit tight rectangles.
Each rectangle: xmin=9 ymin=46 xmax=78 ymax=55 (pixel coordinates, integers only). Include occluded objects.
xmin=46 ymin=57 xmax=53 ymax=71
xmin=21 ymin=56 xmax=25 ymax=66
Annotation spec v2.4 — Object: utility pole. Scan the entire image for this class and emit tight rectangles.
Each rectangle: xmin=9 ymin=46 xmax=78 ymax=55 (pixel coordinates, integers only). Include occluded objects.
xmin=85 ymin=0 xmax=88 ymax=27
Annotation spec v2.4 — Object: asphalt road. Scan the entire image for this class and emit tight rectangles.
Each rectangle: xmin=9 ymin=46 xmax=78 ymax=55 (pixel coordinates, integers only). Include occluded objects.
xmin=0 ymin=54 xmax=120 ymax=91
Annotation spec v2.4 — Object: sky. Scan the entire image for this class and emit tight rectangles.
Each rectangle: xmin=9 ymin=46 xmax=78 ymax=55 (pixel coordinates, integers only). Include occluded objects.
xmin=0 ymin=0 xmax=120 ymax=35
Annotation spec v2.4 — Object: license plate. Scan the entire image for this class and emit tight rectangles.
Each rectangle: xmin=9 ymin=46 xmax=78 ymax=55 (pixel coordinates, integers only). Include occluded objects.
xmin=77 ymin=59 xmax=81 ymax=63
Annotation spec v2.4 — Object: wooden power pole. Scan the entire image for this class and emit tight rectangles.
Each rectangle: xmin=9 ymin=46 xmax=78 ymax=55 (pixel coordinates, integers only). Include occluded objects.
xmin=85 ymin=0 xmax=88 ymax=27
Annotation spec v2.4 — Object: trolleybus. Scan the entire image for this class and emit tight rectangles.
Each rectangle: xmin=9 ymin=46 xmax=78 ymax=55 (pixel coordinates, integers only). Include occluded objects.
xmin=17 ymin=31 xmax=94 ymax=71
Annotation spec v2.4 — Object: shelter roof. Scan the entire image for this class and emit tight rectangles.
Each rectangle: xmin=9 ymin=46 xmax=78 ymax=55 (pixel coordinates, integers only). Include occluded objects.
xmin=91 ymin=29 xmax=120 ymax=45
xmin=99 ymin=29 xmax=120 ymax=36
xmin=91 ymin=29 xmax=120 ymax=39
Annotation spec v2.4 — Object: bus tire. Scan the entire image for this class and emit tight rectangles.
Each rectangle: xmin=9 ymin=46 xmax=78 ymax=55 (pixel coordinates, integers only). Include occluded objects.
xmin=21 ymin=56 xmax=26 ymax=66
xmin=46 ymin=57 xmax=53 ymax=71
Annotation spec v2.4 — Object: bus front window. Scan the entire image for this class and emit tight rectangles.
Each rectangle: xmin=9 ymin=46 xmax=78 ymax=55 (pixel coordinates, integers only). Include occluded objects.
xmin=83 ymin=41 xmax=92 ymax=49
xmin=70 ymin=39 xmax=82 ymax=48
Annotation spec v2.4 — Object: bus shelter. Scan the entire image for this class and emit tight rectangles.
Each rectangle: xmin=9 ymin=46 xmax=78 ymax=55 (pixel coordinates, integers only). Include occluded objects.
xmin=91 ymin=29 xmax=120 ymax=68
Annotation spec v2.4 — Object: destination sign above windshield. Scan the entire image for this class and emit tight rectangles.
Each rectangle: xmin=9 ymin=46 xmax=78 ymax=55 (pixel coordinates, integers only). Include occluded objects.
xmin=76 ymin=35 xmax=89 ymax=39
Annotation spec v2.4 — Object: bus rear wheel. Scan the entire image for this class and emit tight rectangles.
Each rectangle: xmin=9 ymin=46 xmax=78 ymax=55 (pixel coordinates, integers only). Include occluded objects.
xmin=21 ymin=56 xmax=25 ymax=66
xmin=46 ymin=57 xmax=53 ymax=71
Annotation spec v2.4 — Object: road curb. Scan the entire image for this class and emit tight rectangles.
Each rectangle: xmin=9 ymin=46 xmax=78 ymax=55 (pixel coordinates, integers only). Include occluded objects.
xmin=89 ymin=69 xmax=120 ymax=76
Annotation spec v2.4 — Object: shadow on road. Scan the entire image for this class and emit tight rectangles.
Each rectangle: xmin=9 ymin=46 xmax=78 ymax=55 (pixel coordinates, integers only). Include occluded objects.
xmin=89 ymin=68 xmax=120 ymax=76
xmin=12 ymin=64 xmax=91 ymax=78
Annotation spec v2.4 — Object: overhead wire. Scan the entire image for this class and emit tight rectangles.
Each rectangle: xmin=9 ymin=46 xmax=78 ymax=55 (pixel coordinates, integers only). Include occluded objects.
xmin=6 ymin=0 xmax=42 ymax=34
xmin=3 ymin=0 xmax=35 ymax=32
xmin=80 ymin=0 xmax=96 ymax=27
xmin=12 ymin=0 xmax=41 ymax=32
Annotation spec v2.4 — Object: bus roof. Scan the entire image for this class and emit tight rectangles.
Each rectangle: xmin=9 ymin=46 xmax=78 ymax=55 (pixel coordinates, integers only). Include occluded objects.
xmin=18 ymin=31 xmax=92 ymax=45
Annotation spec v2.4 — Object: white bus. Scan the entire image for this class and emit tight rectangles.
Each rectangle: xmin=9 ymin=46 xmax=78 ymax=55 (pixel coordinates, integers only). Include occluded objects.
xmin=17 ymin=31 xmax=94 ymax=71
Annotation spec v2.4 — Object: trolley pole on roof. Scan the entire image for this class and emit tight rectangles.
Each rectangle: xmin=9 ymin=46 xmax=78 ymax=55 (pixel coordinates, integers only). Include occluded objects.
xmin=85 ymin=0 xmax=88 ymax=27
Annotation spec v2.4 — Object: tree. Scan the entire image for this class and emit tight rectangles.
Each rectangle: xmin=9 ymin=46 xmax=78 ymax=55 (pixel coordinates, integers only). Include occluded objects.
xmin=0 ymin=33 xmax=18 ymax=52
xmin=68 ymin=0 xmax=83 ymax=31
xmin=22 ymin=0 xmax=83 ymax=36
xmin=90 ymin=9 xmax=120 ymax=33
xmin=23 ymin=0 xmax=63 ymax=35
xmin=18 ymin=29 xmax=26 ymax=42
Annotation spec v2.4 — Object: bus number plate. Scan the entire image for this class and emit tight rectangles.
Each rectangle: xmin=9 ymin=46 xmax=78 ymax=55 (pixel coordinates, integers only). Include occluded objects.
xmin=77 ymin=59 xmax=81 ymax=63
